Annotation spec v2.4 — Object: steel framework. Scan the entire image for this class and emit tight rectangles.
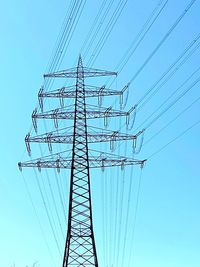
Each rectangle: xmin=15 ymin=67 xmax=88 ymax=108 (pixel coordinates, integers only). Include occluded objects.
xmin=19 ymin=56 xmax=145 ymax=267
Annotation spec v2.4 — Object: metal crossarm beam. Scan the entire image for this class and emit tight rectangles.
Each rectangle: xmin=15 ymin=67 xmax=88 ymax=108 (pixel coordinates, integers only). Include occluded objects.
xmin=33 ymin=108 xmax=128 ymax=120
xmin=38 ymin=85 xmax=122 ymax=99
xmin=31 ymin=105 xmax=132 ymax=130
xmin=18 ymin=152 xmax=146 ymax=171
xmin=25 ymin=128 xmax=144 ymax=155
xmin=44 ymin=67 xmax=117 ymax=78
xmin=27 ymin=132 xmax=137 ymax=144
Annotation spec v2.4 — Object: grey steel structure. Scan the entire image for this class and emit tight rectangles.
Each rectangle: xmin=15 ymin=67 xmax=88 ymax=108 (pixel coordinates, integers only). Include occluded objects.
xmin=19 ymin=56 xmax=145 ymax=267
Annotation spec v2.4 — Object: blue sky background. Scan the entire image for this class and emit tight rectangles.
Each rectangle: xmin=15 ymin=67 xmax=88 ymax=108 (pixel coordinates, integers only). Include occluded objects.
xmin=0 ymin=0 xmax=200 ymax=266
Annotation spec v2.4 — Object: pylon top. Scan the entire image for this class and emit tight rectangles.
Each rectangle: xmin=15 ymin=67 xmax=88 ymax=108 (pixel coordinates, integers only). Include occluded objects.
xmin=78 ymin=54 xmax=83 ymax=67
xmin=44 ymin=56 xmax=117 ymax=78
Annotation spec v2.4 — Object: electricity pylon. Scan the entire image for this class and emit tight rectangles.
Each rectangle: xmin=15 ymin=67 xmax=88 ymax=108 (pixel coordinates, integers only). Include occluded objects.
xmin=19 ymin=56 xmax=146 ymax=267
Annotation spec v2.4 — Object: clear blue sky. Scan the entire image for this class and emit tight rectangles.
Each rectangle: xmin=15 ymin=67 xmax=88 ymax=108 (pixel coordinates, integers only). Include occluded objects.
xmin=0 ymin=0 xmax=200 ymax=267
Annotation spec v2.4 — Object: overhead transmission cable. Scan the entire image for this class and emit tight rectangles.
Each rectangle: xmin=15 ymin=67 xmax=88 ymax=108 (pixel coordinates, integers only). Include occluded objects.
xmin=115 ymin=0 xmax=169 ymax=75
xmin=33 ymin=168 xmax=63 ymax=257
xmin=25 ymin=0 xmax=88 ymax=136
xmin=104 ymin=0 xmax=197 ymax=123
xmin=37 ymin=145 xmax=63 ymax=242
xmin=20 ymin=172 xmax=56 ymax=266
xmin=127 ymin=168 xmax=144 ymax=267
xmin=44 ymin=0 xmax=80 ymax=90
xmin=137 ymin=34 xmax=200 ymax=110
xmin=87 ymin=0 xmax=128 ymax=67
xmin=44 ymin=169 xmax=65 ymax=239
xmin=147 ymin=119 xmax=200 ymax=159
xmin=115 ymin=69 xmax=200 ymax=154
xmin=115 ymin=139 xmax=128 ymax=266
xmin=45 ymin=0 xmax=75 ymax=73
xmin=105 ymin=0 xmax=169 ymax=87
xmin=136 ymin=64 xmax=200 ymax=131
xmin=109 ymin=69 xmax=200 ymax=165
xmin=21 ymin=0 xmax=88 ymax=254
xmin=46 ymin=0 xmax=85 ymax=74
xmin=144 ymin=95 xmax=200 ymax=145
xmin=109 ymin=32 xmax=200 ymax=140
xmin=82 ymin=0 xmax=115 ymax=59
xmin=120 ymin=165 xmax=135 ymax=267
xmin=143 ymin=74 xmax=200 ymax=130
xmin=80 ymin=0 xmax=108 ymax=54
xmin=128 ymin=0 xmax=197 ymax=85
xmin=39 ymin=128 xmax=67 ymax=224
xmin=44 ymin=0 xmax=87 ymax=91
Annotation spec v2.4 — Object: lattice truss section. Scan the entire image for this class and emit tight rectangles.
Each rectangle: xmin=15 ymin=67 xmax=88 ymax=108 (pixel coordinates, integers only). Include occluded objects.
xmin=18 ymin=56 xmax=146 ymax=267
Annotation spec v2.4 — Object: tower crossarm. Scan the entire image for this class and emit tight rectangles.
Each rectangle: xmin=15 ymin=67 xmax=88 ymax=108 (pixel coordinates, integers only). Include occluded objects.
xmin=38 ymin=85 xmax=123 ymax=99
xmin=32 ymin=108 xmax=128 ymax=119
xmin=27 ymin=132 xmax=138 ymax=144
xmin=38 ymin=84 xmax=126 ymax=110
xmin=24 ymin=127 xmax=144 ymax=154
xmin=31 ymin=105 xmax=134 ymax=131
xmin=18 ymin=150 xmax=146 ymax=171
xmin=44 ymin=67 xmax=117 ymax=78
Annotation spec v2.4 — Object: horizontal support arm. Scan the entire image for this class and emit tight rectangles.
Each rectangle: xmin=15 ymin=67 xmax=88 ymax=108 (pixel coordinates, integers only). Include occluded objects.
xmin=33 ymin=109 xmax=128 ymax=120
xmin=44 ymin=67 xmax=117 ymax=78
xmin=38 ymin=85 xmax=122 ymax=99
xmin=24 ymin=128 xmax=144 ymax=154
xmin=18 ymin=151 xmax=146 ymax=171
xmin=31 ymin=105 xmax=134 ymax=131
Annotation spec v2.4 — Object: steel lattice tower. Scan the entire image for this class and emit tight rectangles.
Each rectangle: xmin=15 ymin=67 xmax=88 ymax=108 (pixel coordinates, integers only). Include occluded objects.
xmin=19 ymin=56 xmax=145 ymax=267
xmin=63 ymin=57 xmax=98 ymax=266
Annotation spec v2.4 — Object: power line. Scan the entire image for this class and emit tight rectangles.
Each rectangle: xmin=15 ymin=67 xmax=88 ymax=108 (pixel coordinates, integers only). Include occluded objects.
xmin=113 ymin=65 xmax=200 ymax=152
xmin=44 ymin=0 xmax=87 ymax=91
xmin=121 ymin=164 xmax=134 ymax=266
xmin=148 ymin=119 xmax=200 ymax=160
xmin=137 ymin=34 xmax=200 ymax=109
xmin=144 ymin=94 xmax=200 ymax=145
xmin=128 ymin=0 xmax=197 ymax=84
xmin=82 ymin=0 xmax=115 ymax=59
xmin=33 ymin=168 xmax=62 ymax=257
xmin=137 ymin=65 xmax=200 ymax=130
xmin=115 ymin=0 xmax=169 ymax=75
xmin=102 ymin=1 xmax=199 ymax=136
xmin=44 ymin=169 xmax=65 ymax=239
xmin=20 ymin=172 xmax=56 ymax=266
xmin=127 ymin=168 xmax=144 ymax=267
xmin=144 ymin=74 xmax=200 ymax=130
xmin=87 ymin=0 xmax=128 ymax=66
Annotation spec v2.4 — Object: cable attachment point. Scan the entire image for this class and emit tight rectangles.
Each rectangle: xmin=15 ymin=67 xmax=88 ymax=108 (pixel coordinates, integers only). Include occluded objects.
xmin=53 ymin=109 xmax=59 ymax=128
xmin=101 ymin=158 xmax=106 ymax=172
xmin=56 ymin=159 xmax=60 ymax=173
xmin=37 ymin=161 xmax=41 ymax=172
xmin=59 ymin=87 xmax=65 ymax=107
xmin=140 ymin=159 xmax=147 ymax=169
xmin=126 ymin=104 xmax=137 ymax=130
xmin=46 ymin=133 xmax=53 ymax=152
xmin=121 ymin=159 xmax=126 ymax=171
xmin=32 ymin=109 xmax=38 ymax=133
xmin=25 ymin=133 xmax=31 ymax=156
xmin=98 ymin=85 xmax=105 ymax=107
xmin=120 ymin=82 xmax=130 ymax=110
xmin=133 ymin=129 xmax=145 ymax=154
xmin=38 ymin=87 xmax=44 ymax=112
xmin=18 ymin=162 xmax=22 ymax=172
xmin=110 ymin=131 xmax=119 ymax=151
xmin=104 ymin=106 xmax=112 ymax=127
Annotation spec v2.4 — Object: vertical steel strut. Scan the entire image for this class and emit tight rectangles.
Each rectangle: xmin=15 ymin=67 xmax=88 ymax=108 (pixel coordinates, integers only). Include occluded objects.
xmin=62 ymin=56 xmax=98 ymax=267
